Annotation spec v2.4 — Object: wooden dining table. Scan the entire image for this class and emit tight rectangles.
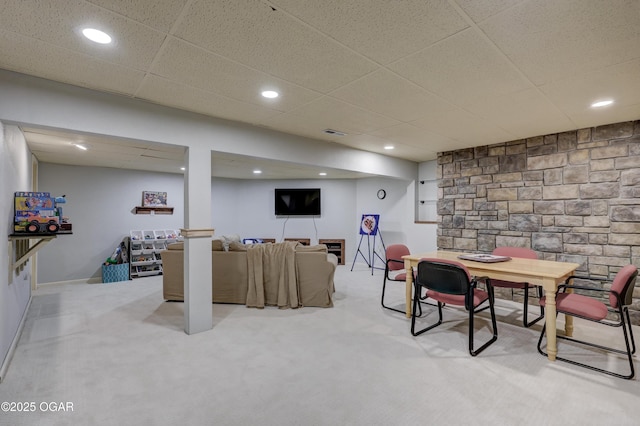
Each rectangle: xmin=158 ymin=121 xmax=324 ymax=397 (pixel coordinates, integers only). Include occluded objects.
xmin=402 ymin=251 xmax=580 ymax=361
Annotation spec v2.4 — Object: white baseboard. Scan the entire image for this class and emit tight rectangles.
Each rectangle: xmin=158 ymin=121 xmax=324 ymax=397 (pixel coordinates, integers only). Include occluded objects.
xmin=0 ymin=296 xmax=31 ymax=383
xmin=36 ymin=277 xmax=101 ymax=287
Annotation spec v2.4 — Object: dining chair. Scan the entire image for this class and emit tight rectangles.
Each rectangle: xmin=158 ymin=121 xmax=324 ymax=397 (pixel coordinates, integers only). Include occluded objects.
xmin=537 ymin=264 xmax=638 ymax=379
xmin=381 ymin=244 xmax=422 ymax=316
xmin=411 ymin=258 xmax=498 ymax=356
xmin=491 ymin=246 xmax=543 ymax=327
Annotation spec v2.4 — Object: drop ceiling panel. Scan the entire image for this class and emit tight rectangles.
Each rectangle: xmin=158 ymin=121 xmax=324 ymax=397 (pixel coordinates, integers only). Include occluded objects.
xmin=149 ymin=37 xmax=322 ymax=112
xmin=411 ymin=106 xmax=514 ymax=146
xmin=464 ymin=88 xmax=575 ymax=138
xmin=329 ymin=69 xmax=455 ymax=123
xmin=389 ymin=28 xmax=531 ymax=108
xmin=370 ymin=123 xmax=457 ymax=157
xmin=271 ymin=0 xmax=469 ymax=64
xmin=480 ymin=0 xmax=640 ymax=86
xmin=263 ymin=96 xmax=401 ymax=137
xmin=0 ymin=30 xmax=145 ymax=95
xmin=172 ymin=0 xmax=377 ymax=93
xmin=0 ymin=0 xmax=166 ymax=71
xmin=137 ymin=75 xmax=282 ymax=125
xmin=86 ymin=0 xmax=190 ymax=32
xmin=540 ymin=59 xmax=640 ymax=127
xmin=455 ymin=0 xmax=528 ymax=23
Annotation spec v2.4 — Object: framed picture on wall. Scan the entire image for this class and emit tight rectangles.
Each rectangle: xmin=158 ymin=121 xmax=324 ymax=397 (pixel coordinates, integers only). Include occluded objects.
xmin=142 ymin=191 xmax=167 ymax=207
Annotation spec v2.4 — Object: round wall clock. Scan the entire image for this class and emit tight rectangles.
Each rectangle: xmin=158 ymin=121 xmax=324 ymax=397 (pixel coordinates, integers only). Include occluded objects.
xmin=377 ymin=189 xmax=386 ymax=200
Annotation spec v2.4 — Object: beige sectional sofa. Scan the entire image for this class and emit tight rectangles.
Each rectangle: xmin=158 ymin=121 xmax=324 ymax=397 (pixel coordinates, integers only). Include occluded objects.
xmin=161 ymin=240 xmax=337 ymax=308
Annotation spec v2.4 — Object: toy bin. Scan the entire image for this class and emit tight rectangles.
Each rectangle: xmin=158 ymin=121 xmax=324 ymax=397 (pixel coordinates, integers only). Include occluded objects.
xmin=102 ymin=263 xmax=130 ymax=283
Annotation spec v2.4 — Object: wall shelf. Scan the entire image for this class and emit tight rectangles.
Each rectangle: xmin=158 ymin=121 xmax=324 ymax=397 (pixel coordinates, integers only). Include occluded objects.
xmin=8 ymin=233 xmax=63 ymax=281
xmin=134 ymin=206 xmax=174 ymax=215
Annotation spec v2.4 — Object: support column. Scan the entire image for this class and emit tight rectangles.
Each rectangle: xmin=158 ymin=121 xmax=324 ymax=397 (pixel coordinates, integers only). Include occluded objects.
xmin=183 ymin=145 xmax=213 ymax=335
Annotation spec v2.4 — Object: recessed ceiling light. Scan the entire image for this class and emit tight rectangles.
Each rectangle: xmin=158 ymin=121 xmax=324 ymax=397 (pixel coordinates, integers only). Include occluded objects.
xmin=591 ymin=100 xmax=614 ymax=108
xmin=384 ymin=145 xmax=395 ymax=150
xmin=82 ymin=28 xmax=112 ymax=44
xmin=319 ymin=172 xmax=327 ymax=176
xmin=73 ymin=143 xmax=88 ymax=150
xmin=253 ymin=169 xmax=262 ymax=174
xmin=261 ymin=90 xmax=279 ymax=99
xmin=180 ymin=167 xmax=186 ymax=171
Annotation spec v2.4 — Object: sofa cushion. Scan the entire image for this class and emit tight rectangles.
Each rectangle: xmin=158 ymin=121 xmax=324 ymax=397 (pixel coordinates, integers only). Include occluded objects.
xmin=167 ymin=242 xmax=184 ymax=250
xmin=229 ymin=241 xmax=248 ymax=251
xmin=296 ymin=244 xmax=328 ymax=253
xmin=166 ymin=240 xmax=224 ymax=251
xmin=211 ymin=239 xmax=225 ymax=251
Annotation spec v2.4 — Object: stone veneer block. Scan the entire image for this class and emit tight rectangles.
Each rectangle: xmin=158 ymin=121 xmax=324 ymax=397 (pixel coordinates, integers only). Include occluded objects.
xmin=533 ymin=201 xmax=564 ymax=214
xmin=580 ymin=183 xmax=620 ymax=199
xmin=518 ymin=187 xmax=542 ymax=200
xmin=563 ymin=166 xmax=589 ymax=183
xmin=615 ymin=156 xmax=640 ymax=169
xmin=487 ymin=188 xmax=517 ymax=201
xmin=509 ymin=214 xmax=540 ymax=232
xmin=591 ymin=145 xmax=629 ymax=159
xmin=611 ymin=222 xmax=640 ymax=233
xmin=532 ymin=233 xmax=563 ymax=252
xmin=622 ymin=169 xmax=640 ymax=186
xmin=611 ymin=206 xmax=640 ymax=222
xmin=542 ymin=185 xmax=579 ymax=199
xmin=584 ymin=216 xmax=610 ymax=227
xmin=527 ymin=153 xmax=567 ymax=170
xmin=593 ymin=122 xmax=634 ymax=140
xmin=455 ymin=199 xmax=473 ymax=211
xmin=577 ymin=128 xmax=591 ymax=143
xmin=565 ymin=200 xmax=592 ymax=215
xmin=508 ymin=201 xmax=533 ymax=213
xmin=568 ymin=149 xmax=589 ymax=164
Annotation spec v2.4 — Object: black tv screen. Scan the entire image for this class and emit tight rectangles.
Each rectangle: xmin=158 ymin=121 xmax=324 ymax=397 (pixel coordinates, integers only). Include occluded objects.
xmin=275 ymin=188 xmax=321 ymax=216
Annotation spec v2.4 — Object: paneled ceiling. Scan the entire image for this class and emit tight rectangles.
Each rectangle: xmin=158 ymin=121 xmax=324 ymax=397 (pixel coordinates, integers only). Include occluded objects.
xmin=2 ymin=0 xmax=639 ymax=178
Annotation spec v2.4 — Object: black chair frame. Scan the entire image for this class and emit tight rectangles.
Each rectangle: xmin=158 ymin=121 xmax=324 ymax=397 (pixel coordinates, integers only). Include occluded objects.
xmin=537 ymin=278 xmax=637 ymax=380
xmin=411 ymin=261 xmax=498 ymax=357
xmin=479 ymin=282 xmax=544 ymax=328
xmin=382 ymin=257 xmax=424 ymax=317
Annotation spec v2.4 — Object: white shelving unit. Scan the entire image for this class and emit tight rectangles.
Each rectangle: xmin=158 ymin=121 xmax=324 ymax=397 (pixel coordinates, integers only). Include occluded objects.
xmin=129 ymin=229 xmax=181 ymax=278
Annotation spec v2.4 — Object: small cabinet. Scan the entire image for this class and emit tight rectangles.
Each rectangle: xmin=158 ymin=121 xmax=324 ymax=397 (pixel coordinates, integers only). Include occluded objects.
xmin=319 ymin=239 xmax=345 ymax=265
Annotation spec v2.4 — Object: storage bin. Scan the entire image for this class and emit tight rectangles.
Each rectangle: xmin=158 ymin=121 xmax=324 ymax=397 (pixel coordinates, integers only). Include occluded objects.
xmin=102 ymin=263 xmax=130 ymax=283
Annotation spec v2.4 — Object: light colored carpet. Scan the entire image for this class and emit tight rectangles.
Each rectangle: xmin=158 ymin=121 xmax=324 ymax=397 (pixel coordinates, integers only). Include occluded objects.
xmin=0 ymin=264 xmax=638 ymax=425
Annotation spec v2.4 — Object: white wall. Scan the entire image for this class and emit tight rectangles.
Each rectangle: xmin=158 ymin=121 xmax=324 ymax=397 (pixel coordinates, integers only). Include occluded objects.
xmin=1 ymin=123 xmax=33 ymax=380
xmin=35 ymin=163 xmax=438 ymax=283
xmin=37 ymin=163 xmax=184 ymax=283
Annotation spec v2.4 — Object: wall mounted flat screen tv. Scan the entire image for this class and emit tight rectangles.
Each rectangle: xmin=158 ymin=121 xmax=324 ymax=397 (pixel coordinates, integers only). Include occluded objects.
xmin=275 ymin=188 xmax=321 ymax=216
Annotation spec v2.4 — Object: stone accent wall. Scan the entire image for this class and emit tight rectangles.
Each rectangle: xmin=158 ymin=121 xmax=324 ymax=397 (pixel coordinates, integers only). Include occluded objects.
xmin=436 ymin=120 xmax=640 ymax=323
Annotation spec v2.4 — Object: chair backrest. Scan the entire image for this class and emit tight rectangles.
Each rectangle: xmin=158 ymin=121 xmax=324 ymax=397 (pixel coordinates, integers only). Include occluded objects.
xmin=417 ymin=258 xmax=471 ymax=295
xmin=610 ymin=265 xmax=638 ymax=308
xmin=385 ymin=244 xmax=410 ymax=272
xmin=492 ymin=246 xmax=537 ymax=260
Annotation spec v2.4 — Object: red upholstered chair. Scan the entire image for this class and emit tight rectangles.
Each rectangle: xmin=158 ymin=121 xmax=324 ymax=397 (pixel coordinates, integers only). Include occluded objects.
xmin=412 ymin=258 xmax=498 ymax=356
xmin=382 ymin=244 xmax=422 ymax=316
xmin=537 ymin=264 xmax=638 ymax=379
xmin=490 ymin=247 xmax=543 ymax=327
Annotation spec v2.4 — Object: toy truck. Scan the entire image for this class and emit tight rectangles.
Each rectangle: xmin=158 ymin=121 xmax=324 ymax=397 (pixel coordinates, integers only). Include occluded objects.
xmin=14 ymin=192 xmax=60 ymax=234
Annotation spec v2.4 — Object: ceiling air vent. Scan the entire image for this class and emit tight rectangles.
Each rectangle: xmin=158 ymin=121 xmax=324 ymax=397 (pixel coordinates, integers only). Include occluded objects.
xmin=323 ymin=129 xmax=347 ymax=136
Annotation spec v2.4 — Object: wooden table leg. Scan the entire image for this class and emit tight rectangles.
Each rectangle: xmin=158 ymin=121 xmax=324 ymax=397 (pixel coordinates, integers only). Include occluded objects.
xmin=564 ymin=277 xmax=574 ymax=337
xmin=544 ymin=288 xmax=557 ymax=361
xmin=405 ymin=259 xmax=413 ymax=319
